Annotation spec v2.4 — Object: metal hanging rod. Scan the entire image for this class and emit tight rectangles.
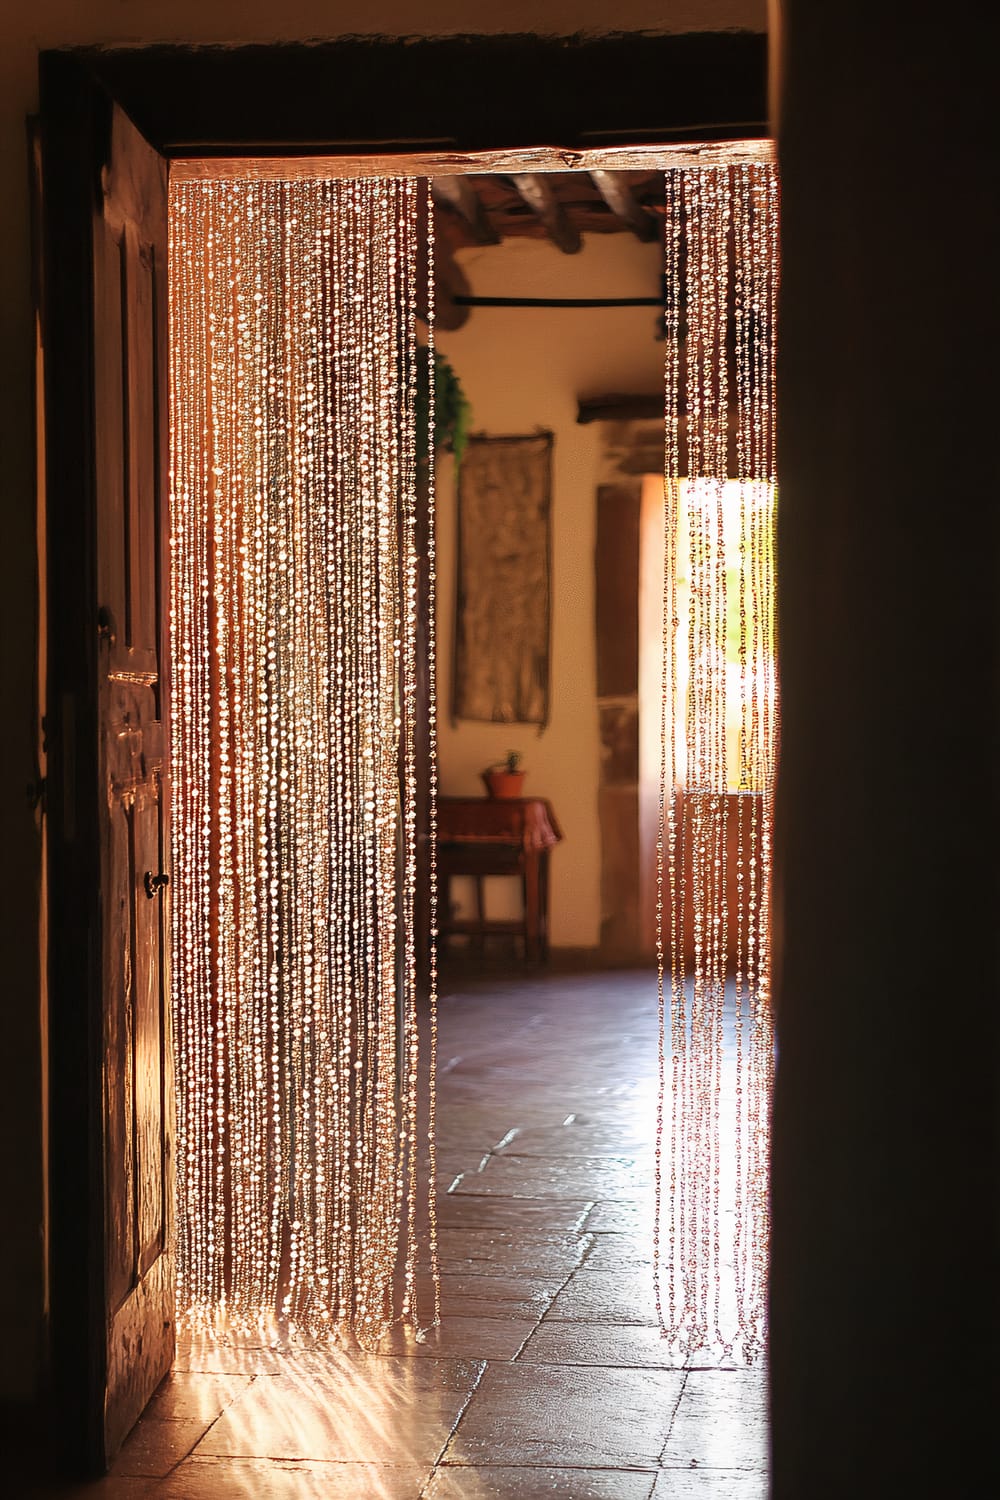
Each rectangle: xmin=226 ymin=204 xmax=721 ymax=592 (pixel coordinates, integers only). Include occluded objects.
xmin=452 ymin=295 xmax=663 ymax=308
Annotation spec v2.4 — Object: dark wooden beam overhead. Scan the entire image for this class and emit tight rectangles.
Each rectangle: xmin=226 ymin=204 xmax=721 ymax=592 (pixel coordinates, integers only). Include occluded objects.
xmin=82 ymin=34 xmax=768 ymax=158
xmin=433 ymin=247 xmax=473 ymax=331
xmin=589 ymin=170 xmax=660 ymax=242
xmin=577 ymin=393 xmax=664 ymax=424
xmin=432 ymin=176 xmax=500 ymax=245
xmin=509 ymin=174 xmax=582 ymax=254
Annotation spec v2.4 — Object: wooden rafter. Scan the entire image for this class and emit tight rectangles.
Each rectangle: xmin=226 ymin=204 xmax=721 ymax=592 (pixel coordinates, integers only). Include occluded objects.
xmin=588 ymin=170 xmax=659 ymax=242
xmin=414 ymin=195 xmax=470 ymax=331
xmin=173 ymin=142 xmax=774 ymax=183
xmin=577 ymin=393 xmax=667 ymax=424
xmin=508 ymin=173 xmax=582 ymax=255
xmin=433 ymin=245 xmax=472 ymax=331
xmin=432 ymin=176 xmax=499 ymax=245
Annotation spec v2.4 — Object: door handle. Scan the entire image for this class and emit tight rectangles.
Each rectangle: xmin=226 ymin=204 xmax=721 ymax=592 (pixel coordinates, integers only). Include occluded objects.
xmin=97 ymin=605 xmax=118 ymax=647
xmin=143 ymin=870 xmax=170 ymax=900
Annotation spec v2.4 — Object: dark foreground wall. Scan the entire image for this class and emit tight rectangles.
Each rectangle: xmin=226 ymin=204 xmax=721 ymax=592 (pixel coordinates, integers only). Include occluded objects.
xmin=770 ymin=6 xmax=999 ymax=1493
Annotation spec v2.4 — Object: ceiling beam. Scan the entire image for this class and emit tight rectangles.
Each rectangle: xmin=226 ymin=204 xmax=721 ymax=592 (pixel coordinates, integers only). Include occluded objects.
xmin=426 ymin=245 xmax=472 ymax=332
xmin=588 ymin=170 xmax=659 ymax=242
xmin=577 ymin=393 xmax=665 ymax=424
xmin=414 ymin=204 xmax=471 ymax=331
xmin=431 ymin=176 xmax=500 ymax=245
xmin=509 ymin=173 xmax=582 ymax=254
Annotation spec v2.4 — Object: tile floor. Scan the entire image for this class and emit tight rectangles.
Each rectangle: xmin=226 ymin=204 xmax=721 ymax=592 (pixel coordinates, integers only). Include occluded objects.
xmin=30 ymin=967 xmax=769 ymax=1499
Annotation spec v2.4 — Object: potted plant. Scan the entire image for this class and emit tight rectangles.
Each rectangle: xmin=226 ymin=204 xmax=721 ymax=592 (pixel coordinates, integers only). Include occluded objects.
xmin=416 ymin=348 xmax=472 ymax=467
xmin=481 ymin=750 xmax=527 ymax=799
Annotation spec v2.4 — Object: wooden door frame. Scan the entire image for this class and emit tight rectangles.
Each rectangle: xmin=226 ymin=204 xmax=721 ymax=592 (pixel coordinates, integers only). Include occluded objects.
xmin=39 ymin=31 xmax=767 ymax=1474
xmin=41 ymin=55 xmax=115 ymax=1471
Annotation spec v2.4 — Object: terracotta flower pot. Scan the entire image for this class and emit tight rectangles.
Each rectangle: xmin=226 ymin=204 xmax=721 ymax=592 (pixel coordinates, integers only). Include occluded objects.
xmin=482 ymin=768 xmax=526 ymax=799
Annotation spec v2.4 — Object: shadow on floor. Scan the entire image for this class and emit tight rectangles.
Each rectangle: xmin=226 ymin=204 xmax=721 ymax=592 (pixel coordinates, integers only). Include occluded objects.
xmin=28 ymin=967 xmax=768 ymax=1500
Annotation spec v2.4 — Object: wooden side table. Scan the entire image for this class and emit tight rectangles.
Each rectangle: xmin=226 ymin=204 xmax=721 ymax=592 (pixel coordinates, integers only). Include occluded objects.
xmin=436 ymin=796 xmax=563 ymax=962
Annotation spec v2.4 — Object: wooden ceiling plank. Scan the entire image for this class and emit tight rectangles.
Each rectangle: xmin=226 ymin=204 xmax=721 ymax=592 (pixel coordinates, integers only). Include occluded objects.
xmin=432 ymin=176 xmax=500 ymax=245
xmin=509 ymin=173 xmax=582 ymax=254
xmin=589 ymin=169 xmax=660 ymax=242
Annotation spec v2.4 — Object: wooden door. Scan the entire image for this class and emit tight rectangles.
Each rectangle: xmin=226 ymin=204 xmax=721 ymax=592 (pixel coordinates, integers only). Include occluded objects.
xmin=94 ymin=100 xmax=174 ymax=1461
xmin=41 ymin=57 xmax=174 ymax=1472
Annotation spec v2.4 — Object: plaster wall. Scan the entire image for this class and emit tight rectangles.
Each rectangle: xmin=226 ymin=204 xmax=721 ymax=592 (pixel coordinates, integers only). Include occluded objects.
xmin=435 ymin=232 xmax=663 ymax=948
xmin=0 ymin=0 xmax=764 ymax=1402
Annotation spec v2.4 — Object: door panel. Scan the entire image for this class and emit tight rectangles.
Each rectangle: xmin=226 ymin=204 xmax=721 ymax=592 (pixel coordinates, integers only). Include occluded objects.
xmin=122 ymin=222 xmax=160 ymax=656
xmin=42 ymin=56 xmax=173 ymax=1472
xmin=95 ymin=105 xmax=174 ymax=1463
xmin=103 ymin=792 xmax=136 ymax=1318
xmin=132 ymin=779 xmax=167 ymax=1277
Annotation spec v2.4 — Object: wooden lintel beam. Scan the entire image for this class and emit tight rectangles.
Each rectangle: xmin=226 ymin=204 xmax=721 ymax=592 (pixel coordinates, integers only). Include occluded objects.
xmin=589 ymin=170 xmax=659 ymax=242
xmin=577 ymin=393 xmax=665 ymax=424
xmin=431 ymin=176 xmax=500 ymax=245
xmin=509 ymin=173 xmax=582 ymax=255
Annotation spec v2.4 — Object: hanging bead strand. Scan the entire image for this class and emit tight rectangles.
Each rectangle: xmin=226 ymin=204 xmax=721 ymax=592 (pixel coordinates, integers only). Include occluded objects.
xmin=168 ymin=171 xmax=439 ymax=1347
xmin=657 ymin=156 xmax=779 ymax=1366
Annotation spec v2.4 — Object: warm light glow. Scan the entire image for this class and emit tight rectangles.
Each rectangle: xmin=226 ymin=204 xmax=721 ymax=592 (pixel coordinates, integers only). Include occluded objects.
xmin=168 ymin=175 xmax=439 ymax=1345
xmin=654 ymin=160 xmax=779 ymax=1363
xmin=644 ymin=476 xmax=777 ymax=796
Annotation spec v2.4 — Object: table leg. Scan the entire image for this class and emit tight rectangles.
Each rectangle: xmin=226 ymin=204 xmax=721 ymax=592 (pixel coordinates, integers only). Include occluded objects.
xmin=539 ymin=851 xmax=550 ymax=960
xmin=439 ymin=871 xmax=451 ymax=959
xmin=523 ymin=852 xmax=541 ymax=962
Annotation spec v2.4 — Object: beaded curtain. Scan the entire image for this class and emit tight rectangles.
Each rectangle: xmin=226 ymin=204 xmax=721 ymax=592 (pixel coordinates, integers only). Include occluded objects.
xmin=166 ymin=158 xmax=777 ymax=1362
xmin=655 ymin=161 xmax=779 ymax=1364
xmin=168 ymin=176 xmax=439 ymax=1345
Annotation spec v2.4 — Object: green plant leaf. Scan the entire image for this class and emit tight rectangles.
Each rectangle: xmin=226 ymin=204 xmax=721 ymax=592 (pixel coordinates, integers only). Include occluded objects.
xmin=415 ymin=347 xmax=472 ymax=467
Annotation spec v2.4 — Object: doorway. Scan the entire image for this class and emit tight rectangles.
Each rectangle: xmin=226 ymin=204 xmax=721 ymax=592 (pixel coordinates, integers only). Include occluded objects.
xmin=163 ymin=134 xmax=775 ymax=1299
xmin=162 ymin=138 xmax=773 ymax=1452
xmin=39 ymin=34 xmax=770 ymax=1474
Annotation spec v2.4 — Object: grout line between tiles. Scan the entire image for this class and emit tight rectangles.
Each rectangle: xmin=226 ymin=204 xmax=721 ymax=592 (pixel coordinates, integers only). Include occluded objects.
xmin=656 ymin=1367 xmax=691 ymax=1465
xmin=418 ymin=1356 xmax=490 ymax=1496
xmin=511 ymin=1252 xmax=596 ymax=1363
xmin=115 ymin=1372 xmax=263 ymax=1484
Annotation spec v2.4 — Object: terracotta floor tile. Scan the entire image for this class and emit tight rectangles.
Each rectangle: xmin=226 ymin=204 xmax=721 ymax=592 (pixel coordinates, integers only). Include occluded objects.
xmin=375 ymin=1316 xmax=539 ymax=1361
xmin=434 ymin=1109 xmax=553 ymax=1150
xmin=440 ymin=1270 xmax=566 ymax=1316
xmin=452 ymin=1154 xmax=650 ymax=1201
xmin=519 ymin=1321 xmax=684 ymax=1369
xmin=443 ymin=1062 xmax=568 ymax=1093
xmin=442 ymin=1363 xmax=685 ymax=1469
xmin=581 ymin=1231 xmax=653 ymax=1270
xmin=544 ymin=1267 xmax=659 ymax=1325
xmin=110 ymin=1418 xmax=213 ymax=1477
xmin=582 ymin=1200 xmax=653 ymax=1234
xmin=142 ymin=1372 xmax=254 ymax=1424
xmin=24 ymin=1479 xmax=156 ymax=1500
xmin=435 ymin=1228 xmax=593 ymax=1278
xmin=402 ymin=1271 xmax=561 ymax=1324
xmin=492 ymin=1121 xmax=653 ymax=1158
xmin=435 ymin=1292 xmax=549 ymax=1323
xmin=660 ymin=1371 xmax=768 ymax=1472
xmin=427 ymin=1466 xmax=656 ymax=1499
xmin=433 ymin=1151 xmax=490 ymax=1185
xmin=172 ymin=1338 xmax=290 ymax=1376
xmin=435 ymin=1194 xmax=594 ymax=1233
xmin=154 ymin=1456 xmax=431 ymax=1499
xmin=44 ymin=969 xmax=769 ymax=1496
xmin=193 ymin=1357 xmax=484 ymax=1464
xmin=651 ymin=1472 xmax=768 ymax=1499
